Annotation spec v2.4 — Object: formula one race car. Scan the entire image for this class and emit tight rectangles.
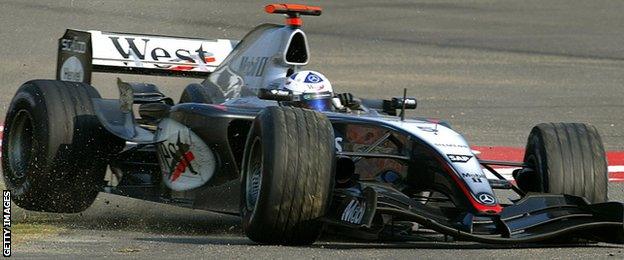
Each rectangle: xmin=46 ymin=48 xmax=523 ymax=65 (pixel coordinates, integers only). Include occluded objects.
xmin=2 ymin=4 xmax=623 ymax=245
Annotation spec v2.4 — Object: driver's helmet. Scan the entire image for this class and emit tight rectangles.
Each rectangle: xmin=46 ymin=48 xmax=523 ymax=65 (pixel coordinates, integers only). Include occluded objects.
xmin=279 ymin=70 xmax=334 ymax=111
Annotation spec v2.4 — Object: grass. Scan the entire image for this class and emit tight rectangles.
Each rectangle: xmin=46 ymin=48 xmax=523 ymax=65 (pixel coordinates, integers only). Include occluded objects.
xmin=11 ymin=223 xmax=65 ymax=244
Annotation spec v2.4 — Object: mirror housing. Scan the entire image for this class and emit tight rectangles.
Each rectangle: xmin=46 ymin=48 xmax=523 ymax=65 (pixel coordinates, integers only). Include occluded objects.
xmin=390 ymin=97 xmax=417 ymax=109
xmin=382 ymin=97 xmax=417 ymax=116
xmin=257 ymin=88 xmax=293 ymax=101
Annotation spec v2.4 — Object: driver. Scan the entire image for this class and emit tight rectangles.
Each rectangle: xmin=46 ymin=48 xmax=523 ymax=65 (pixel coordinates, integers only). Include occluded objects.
xmin=278 ymin=70 xmax=335 ymax=111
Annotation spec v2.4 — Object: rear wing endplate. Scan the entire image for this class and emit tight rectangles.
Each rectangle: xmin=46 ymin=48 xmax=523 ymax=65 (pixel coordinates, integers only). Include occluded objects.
xmin=56 ymin=29 xmax=237 ymax=83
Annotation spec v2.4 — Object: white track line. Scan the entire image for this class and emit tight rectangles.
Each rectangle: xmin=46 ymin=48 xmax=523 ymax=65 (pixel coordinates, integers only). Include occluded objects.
xmin=486 ymin=166 xmax=624 ymax=181
xmin=609 ymin=165 xmax=624 ymax=172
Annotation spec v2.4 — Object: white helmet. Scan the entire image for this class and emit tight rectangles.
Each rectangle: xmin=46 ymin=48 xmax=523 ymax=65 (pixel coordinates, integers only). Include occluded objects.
xmin=280 ymin=70 xmax=334 ymax=111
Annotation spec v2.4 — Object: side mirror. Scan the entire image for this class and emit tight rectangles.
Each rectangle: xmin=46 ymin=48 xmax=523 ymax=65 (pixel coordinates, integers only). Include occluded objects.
xmin=390 ymin=97 xmax=417 ymax=110
xmin=381 ymin=97 xmax=417 ymax=116
xmin=257 ymin=88 xmax=293 ymax=101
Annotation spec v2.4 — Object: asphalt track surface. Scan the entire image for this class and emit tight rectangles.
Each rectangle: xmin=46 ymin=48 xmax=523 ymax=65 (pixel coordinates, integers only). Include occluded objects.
xmin=1 ymin=0 xmax=623 ymax=258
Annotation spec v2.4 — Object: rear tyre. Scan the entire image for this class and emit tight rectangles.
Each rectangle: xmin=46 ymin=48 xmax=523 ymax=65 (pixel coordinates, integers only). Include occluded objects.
xmin=1 ymin=80 xmax=124 ymax=213
xmin=518 ymin=123 xmax=608 ymax=203
xmin=178 ymin=83 xmax=225 ymax=104
xmin=241 ymin=106 xmax=335 ymax=245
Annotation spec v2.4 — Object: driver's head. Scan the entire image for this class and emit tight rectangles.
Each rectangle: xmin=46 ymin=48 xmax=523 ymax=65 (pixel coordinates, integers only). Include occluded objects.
xmin=279 ymin=70 xmax=334 ymax=111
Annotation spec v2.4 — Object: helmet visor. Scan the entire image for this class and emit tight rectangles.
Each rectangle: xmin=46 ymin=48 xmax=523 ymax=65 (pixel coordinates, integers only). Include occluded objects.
xmin=299 ymin=91 xmax=334 ymax=111
xmin=301 ymin=98 xmax=334 ymax=111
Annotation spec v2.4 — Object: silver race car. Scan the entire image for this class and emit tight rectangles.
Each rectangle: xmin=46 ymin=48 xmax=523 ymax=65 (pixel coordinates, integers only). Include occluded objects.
xmin=3 ymin=4 xmax=622 ymax=245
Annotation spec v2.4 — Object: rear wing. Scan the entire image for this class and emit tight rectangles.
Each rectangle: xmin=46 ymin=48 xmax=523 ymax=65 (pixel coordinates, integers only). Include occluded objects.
xmin=56 ymin=29 xmax=237 ymax=84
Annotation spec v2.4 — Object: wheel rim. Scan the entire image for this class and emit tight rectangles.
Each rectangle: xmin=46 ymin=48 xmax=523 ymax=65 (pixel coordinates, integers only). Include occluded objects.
xmin=245 ymin=137 xmax=263 ymax=213
xmin=7 ymin=110 xmax=34 ymax=179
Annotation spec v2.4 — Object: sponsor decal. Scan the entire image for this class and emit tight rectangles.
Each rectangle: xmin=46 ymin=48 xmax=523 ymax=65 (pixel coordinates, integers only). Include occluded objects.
xmin=2 ymin=190 xmax=10 ymax=257
xmin=417 ymin=126 xmax=438 ymax=133
xmin=461 ymin=172 xmax=486 ymax=183
xmin=158 ymin=132 xmax=198 ymax=182
xmin=57 ymin=30 xmax=92 ymax=83
xmin=477 ymin=193 xmax=496 ymax=205
xmin=156 ymin=118 xmax=216 ymax=191
xmin=304 ymin=72 xmax=323 ymax=83
xmin=211 ymin=66 xmax=244 ymax=98
xmin=335 ymin=137 xmax=344 ymax=152
xmin=341 ymin=199 xmax=366 ymax=225
xmin=59 ymin=56 xmax=84 ymax=82
xmin=60 ymin=38 xmax=86 ymax=54
xmin=447 ymin=154 xmax=473 ymax=163
xmin=239 ymin=56 xmax=268 ymax=77
xmin=108 ymin=36 xmax=217 ymax=71
xmin=306 ymin=83 xmax=325 ymax=91
xmin=434 ymin=143 xmax=469 ymax=149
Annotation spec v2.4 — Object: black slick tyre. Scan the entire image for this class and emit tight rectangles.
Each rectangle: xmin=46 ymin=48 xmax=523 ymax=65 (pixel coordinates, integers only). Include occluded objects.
xmin=519 ymin=123 xmax=608 ymax=203
xmin=241 ymin=106 xmax=334 ymax=245
xmin=1 ymin=80 xmax=124 ymax=213
xmin=178 ymin=83 xmax=225 ymax=104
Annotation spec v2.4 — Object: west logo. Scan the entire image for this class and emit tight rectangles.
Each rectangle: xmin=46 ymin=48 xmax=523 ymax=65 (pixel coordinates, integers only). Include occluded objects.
xmin=108 ymin=37 xmax=215 ymax=68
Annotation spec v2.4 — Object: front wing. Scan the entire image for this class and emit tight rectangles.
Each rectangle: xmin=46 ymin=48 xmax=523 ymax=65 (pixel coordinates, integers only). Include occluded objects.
xmin=323 ymin=182 xmax=624 ymax=244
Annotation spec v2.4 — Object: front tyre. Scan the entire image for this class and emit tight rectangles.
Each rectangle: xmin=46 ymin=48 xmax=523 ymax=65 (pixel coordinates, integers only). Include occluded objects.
xmin=241 ymin=106 xmax=335 ymax=245
xmin=517 ymin=123 xmax=608 ymax=203
xmin=1 ymin=80 xmax=123 ymax=213
xmin=178 ymin=83 xmax=224 ymax=104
